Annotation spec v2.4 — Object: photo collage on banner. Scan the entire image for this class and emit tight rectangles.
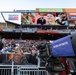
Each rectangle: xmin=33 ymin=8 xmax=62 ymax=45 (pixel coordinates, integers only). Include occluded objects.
xmin=35 ymin=8 xmax=76 ymax=26
xmin=21 ymin=12 xmax=69 ymax=26
xmin=0 ymin=8 xmax=76 ymax=28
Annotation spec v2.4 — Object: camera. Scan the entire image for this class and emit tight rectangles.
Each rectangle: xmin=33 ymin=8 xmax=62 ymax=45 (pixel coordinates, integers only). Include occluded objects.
xmin=37 ymin=33 xmax=76 ymax=74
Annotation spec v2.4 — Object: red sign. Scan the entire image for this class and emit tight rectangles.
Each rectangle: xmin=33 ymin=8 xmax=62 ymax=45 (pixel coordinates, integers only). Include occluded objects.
xmin=35 ymin=30 xmax=58 ymax=34
xmin=68 ymin=13 xmax=76 ymax=16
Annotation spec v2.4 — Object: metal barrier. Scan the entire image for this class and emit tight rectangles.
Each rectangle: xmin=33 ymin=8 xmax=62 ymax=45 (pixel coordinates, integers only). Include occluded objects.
xmin=0 ymin=67 xmax=17 ymax=75
xmin=17 ymin=67 xmax=47 ymax=75
xmin=0 ymin=52 xmax=47 ymax=75
xmin=0 ymin=65 xmax=48 ymax=75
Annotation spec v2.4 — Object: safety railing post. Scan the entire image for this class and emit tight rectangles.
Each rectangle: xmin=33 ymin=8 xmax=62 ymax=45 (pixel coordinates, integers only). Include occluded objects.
xmin=17 ymin=66 xmax=21 ymax=75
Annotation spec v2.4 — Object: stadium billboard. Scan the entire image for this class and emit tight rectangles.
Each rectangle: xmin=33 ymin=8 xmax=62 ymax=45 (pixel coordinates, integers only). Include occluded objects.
xmin=21 ymin=12 xmax=69 ymax=26
xmin=1 ymin=11 xmax=69 ymax=27
xmin=1 ymin=12 xmax=21 ymax=24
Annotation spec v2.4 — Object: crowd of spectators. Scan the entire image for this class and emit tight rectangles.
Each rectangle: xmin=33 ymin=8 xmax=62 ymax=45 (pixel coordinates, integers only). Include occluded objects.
xmin=1 ymin=27 xmax=76 ymax=34
xmin=0 ymin=38 xmax=49 ymax=65
xmin=0 ymin=38 xmax=49 ymax=53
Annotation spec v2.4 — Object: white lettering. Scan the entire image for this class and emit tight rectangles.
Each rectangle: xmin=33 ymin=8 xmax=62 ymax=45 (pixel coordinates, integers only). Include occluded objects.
xmin=70 ymin=16 xmax=76 ymax=19
xmin=53 ymin=41 xmax=68 ymax=48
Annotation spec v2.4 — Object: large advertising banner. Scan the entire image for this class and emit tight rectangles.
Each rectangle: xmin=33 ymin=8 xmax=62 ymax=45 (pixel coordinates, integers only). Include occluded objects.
xmin=2 ymin=13 xmax=21 ymax=24
xmin=35 ymin=8 xmax=76 ymax=26
xmin=21 ymin=12 xmax=69 ymax=26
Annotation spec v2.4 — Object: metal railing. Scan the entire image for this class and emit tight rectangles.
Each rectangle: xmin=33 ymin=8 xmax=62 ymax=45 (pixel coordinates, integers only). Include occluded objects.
xmin=0 ymin=67 xmax=17 ymax=75
xmin=0 ymin=65 xmax=48 ymax=75
xmin=17 ymin=67 xmax=47 ymax=75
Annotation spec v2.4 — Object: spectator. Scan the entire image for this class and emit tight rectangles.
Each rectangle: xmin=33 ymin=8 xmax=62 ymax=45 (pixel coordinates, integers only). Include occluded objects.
xmin=46 ymin=13 xmax=59 ymax=25
xmin=35 ymin=13 xmax=47 ymax=25
xmin=21 ymin=13 xmax=33 ymax=25
xmin=1 ymin=44 xmax=11 ymax=53
xmin=56 ymin=12 xmax=68 ymax=25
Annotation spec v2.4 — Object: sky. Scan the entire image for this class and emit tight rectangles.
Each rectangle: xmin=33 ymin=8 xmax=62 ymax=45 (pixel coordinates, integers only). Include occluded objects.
xmin=0 ymin=0 xmax=76 ymax=11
